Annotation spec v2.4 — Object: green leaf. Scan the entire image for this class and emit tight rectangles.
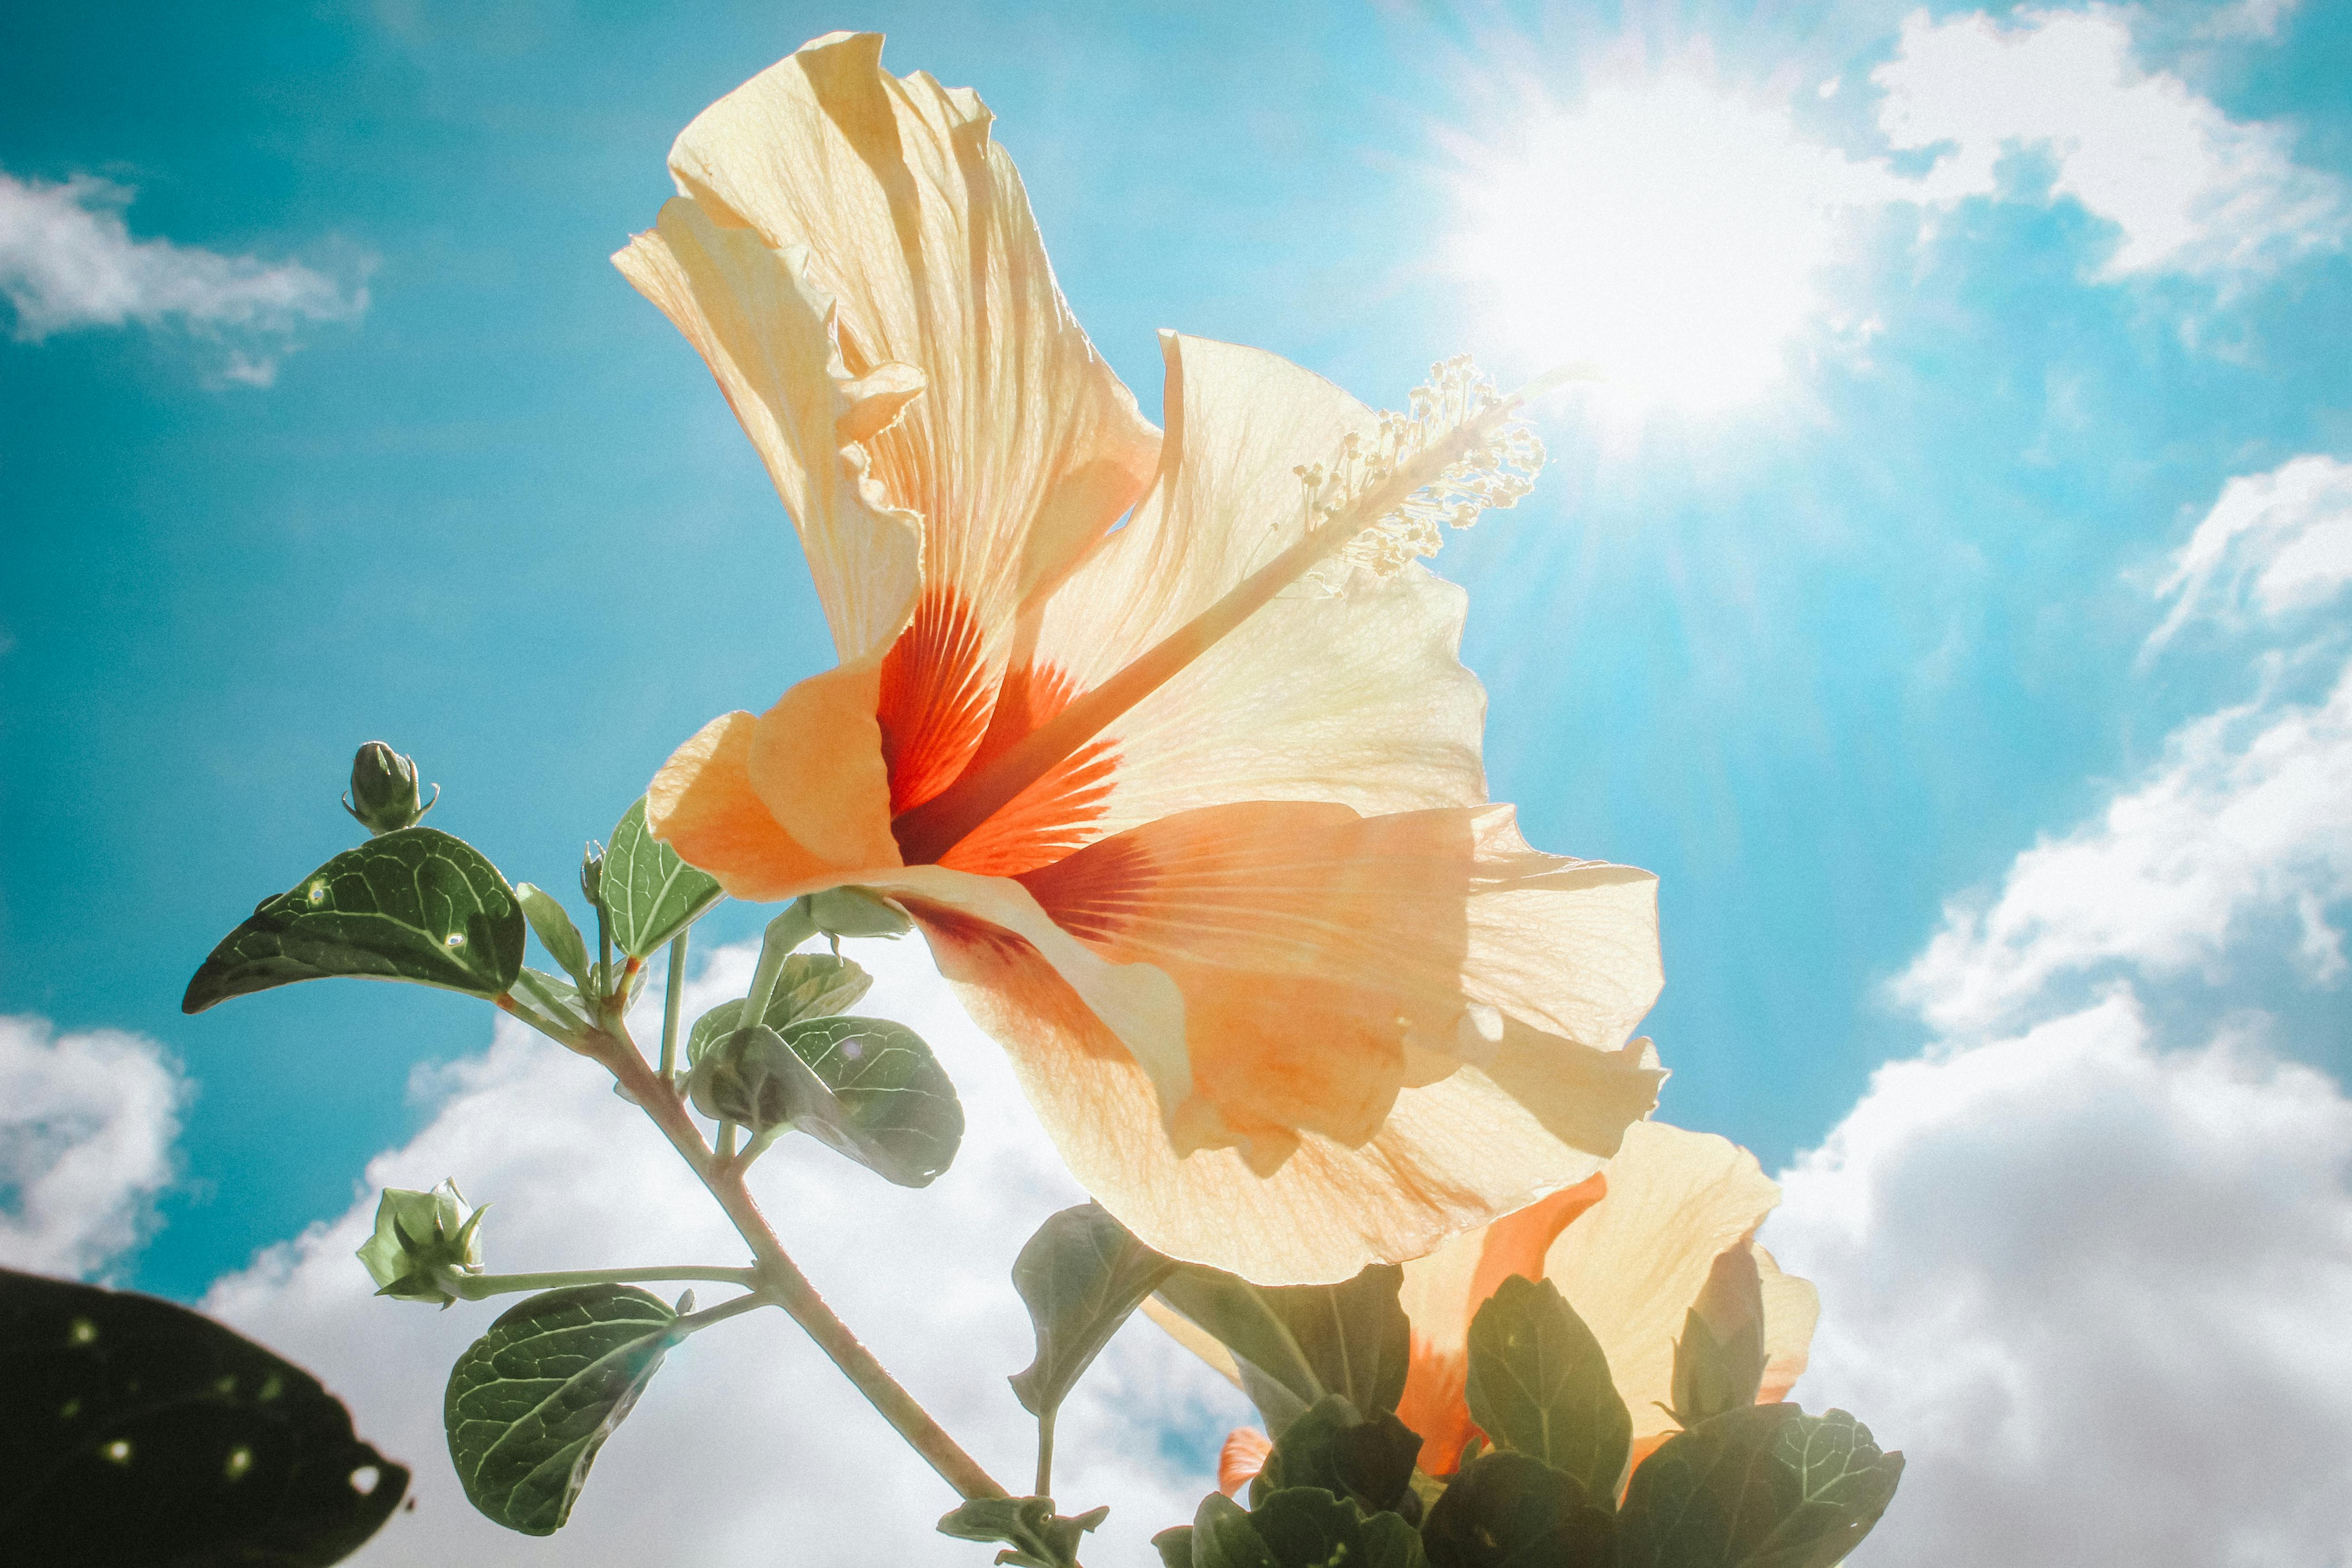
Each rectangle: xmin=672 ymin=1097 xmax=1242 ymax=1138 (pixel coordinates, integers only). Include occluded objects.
xmin=1251 ymin=1394 xmax=1422 ymax=1517
xmin=1616 ymin=1405 xmax=1903 ymax=1568
xmin=513 ymin=966 xmax=589 ymax=1029
xmin=1153 ymin=1524 xmax=1199 ymax=1568
xmin=601 ymin=797 xmax=725 ymax=959
xmin=1250 ymin=1485 xmax=1424 ymax=1568
xmin=183 ymin=827 xmax=525 ymax=1013
xmin=1465 ymin=1276 xmax=1631 ymax=1500
xmin=1187 ymin=1493 xmax=1277 ymax=1568
xmin=514 ymin=883 xmax=592 ymax=987
xmin=1420 ymin=1450 xmax=1614 ymax=1568
xmin=1666 ymin=1306 xmax=1766 ymax=1430
xmin=937 ymin=1495 xmax=1107 ymax=1568
xmin=0 ymin=1266 xmax=409 ymax=1567
xmin=1153 ymin=1262 xmax=1410 ymax=1435
xmin=682 ymin=953 xmax=874 ymax=1065
xmin=443 ymin=1284 xmax=677 ymax=1535
xmin=1009 ymin=1203 xmax=1178 ymax=1419
xmin=688 ymin=1015 xmax=965 ymax=1187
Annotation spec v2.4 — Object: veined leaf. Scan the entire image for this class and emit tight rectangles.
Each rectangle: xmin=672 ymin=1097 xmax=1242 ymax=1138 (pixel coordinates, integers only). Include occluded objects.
xmin=1465 ymin=1275 xmax=1631 ymax=1501
xmin=1152 ymin=1261 xmax=1409 ymax=1434
xmin=1250 ymin=1394 xmax=1421 ymax=1517
xmin=688 ymin=1015 xmax=963 ymax=1187
xmin=1420 ymin=1449 xmax=1614 ymax=1568
xmin=183 ymin=827 xmax=523 ymax=1012
xmin=0 ymin=1267 xmax=408 ymax=1567
xmin=1009 ymin=1203 xmax=1177 ymax=1419
xmin=443 ymin=1285 xmax=676 ymax=1535
xmin=601 ymin=797 xmax=724 ymax=959
xmin=682 ymin=953 xmax=873 ymax=1065
xmin=1616 ymin=1404 xmax=1903 ymax=1568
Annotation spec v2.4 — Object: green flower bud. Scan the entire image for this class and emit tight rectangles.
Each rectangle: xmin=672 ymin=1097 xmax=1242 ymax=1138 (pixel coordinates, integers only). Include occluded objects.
xmin=342 ymin=741 xmax=436 ymax=835
xmin=807 ymin=885 xmax=912 ymax=940
xmin=355 ymin=1179 xmax=486 ymax=1307
xmin=579 ymin=840 xmax=606 ymax=909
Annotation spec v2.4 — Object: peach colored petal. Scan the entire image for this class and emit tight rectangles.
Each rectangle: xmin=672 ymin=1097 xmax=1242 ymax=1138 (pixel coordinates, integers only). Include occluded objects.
xmin=662 ymin=31 xmax=1158 ymax=713
xmin=1753 ymin=1244 xmax=1819 ymax=1405
xmin=644 ymin=711 xmax=846 ymax=903
xmin=1218 ymin=1427 xmax=1272 ymax=1497
xmin=1544 ymin=1122 xmax=1785 ymax=1448
xmin=744 ymin=656 xmax=902 ymax=873
xmin=613 ymin=197 xmax=921 ymax=662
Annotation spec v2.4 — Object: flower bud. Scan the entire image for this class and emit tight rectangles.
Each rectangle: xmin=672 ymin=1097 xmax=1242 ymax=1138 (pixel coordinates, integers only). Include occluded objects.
xmin=343 ymin=741 xmax=436 ymax=835
xmin=579 ymin=840 xmax=607 ymax=909
xmin=1668 ymin=1244 xmax=1768 ymax=1426
xmin=354 ymin=1179 xmax=486 ymax=1307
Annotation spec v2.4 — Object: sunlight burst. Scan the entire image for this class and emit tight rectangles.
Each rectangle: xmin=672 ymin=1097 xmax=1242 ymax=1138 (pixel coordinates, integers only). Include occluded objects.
xmin=1452 ymin=74 xmax=1891 ymax=409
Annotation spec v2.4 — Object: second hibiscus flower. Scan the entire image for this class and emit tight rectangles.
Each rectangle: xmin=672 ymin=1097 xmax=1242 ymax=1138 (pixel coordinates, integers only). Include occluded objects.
xmin=616 ymin=30 xmax=1664 ymax=1284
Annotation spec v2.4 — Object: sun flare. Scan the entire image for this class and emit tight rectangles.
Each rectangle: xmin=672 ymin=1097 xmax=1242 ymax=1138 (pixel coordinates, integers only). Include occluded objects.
xmin=1452 ymin=74 xmax=1890 ymax=410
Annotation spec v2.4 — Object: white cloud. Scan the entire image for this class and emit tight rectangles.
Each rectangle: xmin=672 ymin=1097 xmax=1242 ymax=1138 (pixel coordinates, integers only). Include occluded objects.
xmin=203 ymin=937 xmax=1247 ymax=1567
xmin=0 ymin=1014 xmax=186 ymax=1279
xmin=0 ymin=169 xmax=367 ymax=384
xmin=2150 ymin=455 xmax=2352 ymax=651
xmin=1770 ymin=995 xmax=2352 ymax=1568
xmin=1872 ymin=6 xmax=2347 ymax=280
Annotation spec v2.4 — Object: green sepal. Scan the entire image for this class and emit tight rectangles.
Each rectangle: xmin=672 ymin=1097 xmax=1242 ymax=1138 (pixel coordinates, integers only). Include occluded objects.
xmin=682 ymin=953 xmax=873 ymax=1064
xmin=353 ymin=1180 xmax=486 ymax=1306
xmin=443 ymin=1285 xmax=678 ymax=1536
xmin=688 ymin=1015 xmax=964 ymax=1187
xmin=183 ymin=827 xmax=524 ymax=1012
xmin=1009 ymin=1202 xmax=1178 ymax=1419
xmin=1465 ymin=1276 xmax=1632 ymax=1502
xmin=0 ymin=1266 xmax=410 ymax=1567
xmin=936 ymin=1495 xmax=1108 ymax=1568
xmin=1615 ymin=1404 xmax=1903 ymax=1568
xmin=807 ymin=884 xmax=912 ymax=939
xmin=1153 ymin=1261 xmax=1410 ymax=1434
xmin=1250 ymin=1394 xmax=1422 ymax=1518
xmin=1421 ymin=1450 xmax=1615 ymax=1568
xmin=601 ymin=797 xmax=725 ymax=959
xmin=1666 ymin=1307 xmax=1766 ymax=1430
xmin=513 ymin=883 xmax=592 ymax=988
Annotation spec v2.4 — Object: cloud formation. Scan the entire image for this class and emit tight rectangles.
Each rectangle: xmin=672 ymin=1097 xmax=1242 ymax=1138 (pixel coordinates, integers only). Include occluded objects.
xmin=2150 ymin=454 xmax=2352 ymax=650
xmin=202 ymin=936 xmax=1246 ymax=1567
xmin=0 ymin=1014 xmax=186 ymax=1279
xmin=0 ymin=169 xmax=367 ymax=384
xmin=1767 ymin=452 xmax=2352 ymax=1564
xmin=1873 ymin=6 xmax=2347 ymax=280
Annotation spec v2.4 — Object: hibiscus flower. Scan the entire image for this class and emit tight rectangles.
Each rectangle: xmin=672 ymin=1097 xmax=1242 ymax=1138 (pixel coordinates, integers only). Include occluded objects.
xmin=1203 ymin=1121 xmax=1820 ymax=1491
xmin=613 ymin=30 xmax=1665 ymax=1284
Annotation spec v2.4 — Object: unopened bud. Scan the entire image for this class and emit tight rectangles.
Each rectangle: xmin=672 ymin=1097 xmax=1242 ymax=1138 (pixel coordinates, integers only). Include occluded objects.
xmin=343 ymin=742 xmax=436 ymax=835
xmin=580 ymin=841 xmax=606 ymax=908
xmin=1668 ymin=1244 xmax=1769 ymax=1426
xmin=355 ymin=1179 xmax=486 ymax=1307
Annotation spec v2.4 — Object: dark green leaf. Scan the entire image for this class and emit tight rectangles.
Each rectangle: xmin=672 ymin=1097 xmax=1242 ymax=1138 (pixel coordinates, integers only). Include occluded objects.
xmin=937 ymin=1495 xmax=1107 ymax=1568
xmin=601 ymin=797 xmax=725 ymax=959
xmin=0 ymin=1266 xmax=408 ymax=1567
xmin=1153 ymin=1263 xmax=1410 ymax=1434
xmin=1252 ymin=1395 xmax=1422 ymax=1516
xmin=1192 ymin=1493 xmax=1279 ymax=1568
xmin=782 ymin=1015 xmax=965 ymax=1186
xmin=183 ymin=827 xmax=524 ymax=1012
xmin=514 ymin=883 xmax=592 ymax=987
xmin=1361 ymin=1507 xmax=1433 ymax=1568
xmin=1153 ymin=1524 xmax=1199 ymax=1568
xmin=683 ymin=953 xmax=874 ymax=1064
xmin=1465 ymin=1276 xmax=1631 ymax=1500
xmin=1252 ymin=1486 xmax=1386 ymax=1568
xmin=1009 ymin=1203 xmax=1178 ymax=1418
xmin=443 ymin=1284 xmax=677 ymax=1535
xmin=1421 ymin=1450 xmax=1615 ymax=1568
xmin=1616 ymin=1405 xmax=1902 ymax=1568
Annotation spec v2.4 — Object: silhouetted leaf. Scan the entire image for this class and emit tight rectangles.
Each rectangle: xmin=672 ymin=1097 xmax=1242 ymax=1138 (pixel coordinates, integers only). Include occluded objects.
xmin=937 ymin=1495 xmax=1107 ymax=1568
xmin=1009 ymin=1204 xmax=1177 ymax=1418
xmin=1616 ymin=1405 xmax=1902 ymax=1568
xmin=183 ymin=827 xmax=524 ymax=1012
xmin=1154 ymin=1262 xmax=1410 ymax=1433
xmin=1421 ymin=1450 xmax=1615 ymax=1568
xmin=0 ymin=1266 xmax=408 ymax=1566
xmin=443 ymin=1285 xmax=676 ymax=1535
xmin=1252 ymin=1395 xmax=1422 ymax=1517
xmin=1466 ymin=1276 xmax=1630 ymax=1500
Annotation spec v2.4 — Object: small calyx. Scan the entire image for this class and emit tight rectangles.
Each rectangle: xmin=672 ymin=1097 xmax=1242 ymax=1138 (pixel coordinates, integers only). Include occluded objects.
xmin=354 ymin=1179 xmax=487 ymax=1307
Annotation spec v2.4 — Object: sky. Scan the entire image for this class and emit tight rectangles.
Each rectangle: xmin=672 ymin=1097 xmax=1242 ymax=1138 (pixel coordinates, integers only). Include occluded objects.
xmin=3 ymin=0 xmax=2350 ymax=1564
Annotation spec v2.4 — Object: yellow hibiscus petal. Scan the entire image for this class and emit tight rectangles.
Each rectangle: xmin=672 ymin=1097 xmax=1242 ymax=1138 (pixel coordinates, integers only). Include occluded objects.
xmin=613 ymin=196 xmax=921 ymax=661
xmin=1543 ymin=1122 xmax=1785 ymax=1448
xmin=1754 ymin=1244 xmax=1819 ymax=1405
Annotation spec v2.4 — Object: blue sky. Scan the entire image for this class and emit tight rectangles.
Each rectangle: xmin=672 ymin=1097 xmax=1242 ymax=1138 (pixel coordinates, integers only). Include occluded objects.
xmin=6 ymin=3 xmax=2352 ymax=1564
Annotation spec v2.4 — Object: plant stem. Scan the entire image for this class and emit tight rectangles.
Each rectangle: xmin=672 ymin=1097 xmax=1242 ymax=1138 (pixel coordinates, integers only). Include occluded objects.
xmin=590 ymin=1025 xmax=1007 ymax=1502
xmin=674 ymin=1290 xmax=774 ymax=1337
xmin=452 ymin=1264 xmax=757 ymax=1302
xmin=659 ymin=931 xmax=689 ymax=1079
xmin=1035 ymin=1407 xmax=1058 ymax=1499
